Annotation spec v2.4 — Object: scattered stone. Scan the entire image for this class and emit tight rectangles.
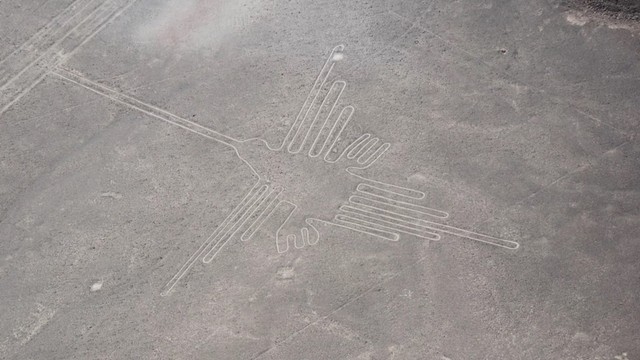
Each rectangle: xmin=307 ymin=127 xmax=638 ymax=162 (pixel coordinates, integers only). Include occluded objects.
xmin=276 ymin=267 xmax=295 ymax=280
xmin=100 ymin=192 xmax=122 ymax=200
xmin=90 ymin=281 xmax=103 ymax=291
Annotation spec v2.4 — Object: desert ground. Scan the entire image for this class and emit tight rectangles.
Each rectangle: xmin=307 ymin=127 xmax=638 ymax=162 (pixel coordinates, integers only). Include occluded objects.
xmin=0 ymin=0 xmax=639 ymax=359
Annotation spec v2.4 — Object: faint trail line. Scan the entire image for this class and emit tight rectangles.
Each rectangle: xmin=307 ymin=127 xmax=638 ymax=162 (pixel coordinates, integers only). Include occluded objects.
xmin=0 ymin=0 xmax=138 ymax=117
xmin=1 ymin=303 xmax=56 ymax=357
xmin=250 ymin=253 xmax=431 ymax=360
xmin=514 ymin=140 xmax=630 ymax=206
xmin=339 ymin=0 xmax=435 ymax=74
xmin=0 ymin=0 xmax=95 ymax=70
xmin=386 ymin=9 xmax=628 ymax=135
xmin=0 ymin=113 xmax=127 ymax=229
xmin=468 ymin=140 xmax=632 ymax=239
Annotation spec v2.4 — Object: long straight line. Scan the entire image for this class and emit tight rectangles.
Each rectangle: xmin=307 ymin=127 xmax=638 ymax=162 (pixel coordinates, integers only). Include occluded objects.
xmin=50 ymin=68 xmax=239 ymax=147
xmin=160 ymin=181 xmax=262 ymax=296
xmin=0 ymin=0 xmax=138 ymax=117
xmin=1 ymin=0 xmax=105 ymax=90
xmin=251 ymin=253 xmax=432 ymax=359
xmin=201 ymin=185 xmax=270 ymax=263
xmin=0 ymin=0 xmax=97 ymax=72
xmin=339 ymin=205 xmax=441 ymax=239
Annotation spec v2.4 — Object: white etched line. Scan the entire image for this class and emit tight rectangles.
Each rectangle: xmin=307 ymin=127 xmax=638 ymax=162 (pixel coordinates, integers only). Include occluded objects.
xmin=66 ymin=1 xmax=116 ymax=43
xmin=53 ymin=67 xmax=262 ymax=179
xmin=198 ymin=187 xmax=267 ymax=265
xmin=63 ymin=1 xmax=119 ymax=44
xmin=0 ymin=72 xmax=48 ymax=116
xmin=346 ymin=134 xmax=372 ymax=159
xmin=350 ymin=194 xmax=449 ymax=220
xmin=297 ymin=81 xmax=346 ymax=154
xmin=304 ymin=218 xmax=320 ymax=246
xmin=309 ymin=82 xmax=347 ymax=157
xmin=348 ymin=196 xmax=518 ymax=249
xmin=241 ymin=189 xmax=282 ymax=242
xmin=201 ymin=184 xmax=270 ymax=261
xmin=401 ymin=219 xmax=520 ymax=250
xmin=286 ymin=71 xmax=333 ymax=153
xmin=1 ymin=1 xmax=137 ymax=117
xmin=66 ymin=0 xmax=138 ymax=58
xmin=51 ymin=68 xmax=240 ymax=147
xmin=344 ymin=200 xmax=442 ymax=230
xmin=355 ymin=185 xmax=449 ymax=219
xmin=201 ymin=185 xmax=270 ymax=263
xmin=355 ymin=138 xmax=379 ymax=163
xmin=338 ymin=212 xmax=441 ymax=241
xmin=323 ymin=105 xmax=355 ymax=162
xmin=344 ymin=197 xmax=517 ymax=249
xmin=0 ymin=0 xmax=99 ymax=83
xmin=238 ymin=186 xmax=280 ymax=242
xmin=161 ymin=181 xmax=262 ymax=296
xmin=333 ymin=215 xmax=401 ymax=242
xmin=338 ymin=134 xmax=372 ymax=163
xmin=274 ymin=200 xmax=297 ymax=253
xmin=342 ymin=202 xmax=438 ymax=230
xmin=326 ymin=217 xmax=400 ymax=241
xmin=298 ymin=227 xmax=309 ymax=248
xmin=293 ymin=80 xmax=346 ymax=154
xmin=350 ymin=137 xmax=376 ymax=159
xmin=52 ymin=42 xmax=519 ymax=295
xmin=0 ymin=0 xmax=94 ymax=66
xmin=346 ymin=174 xmax=426 ymax=200
xmin=339 ymin=206 xmax=441 ymax=240
xmin=282 ymin=45 xmax=344 ymax=151
xmin=358 ymin=142 xmax=390 ymax=167
xmin=0 ymin=1 xmax=106 ymax=91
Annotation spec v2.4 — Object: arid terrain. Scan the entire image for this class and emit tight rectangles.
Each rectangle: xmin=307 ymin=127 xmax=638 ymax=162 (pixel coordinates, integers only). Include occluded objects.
xmin=1 ymin=1 xmax=639 ymax=359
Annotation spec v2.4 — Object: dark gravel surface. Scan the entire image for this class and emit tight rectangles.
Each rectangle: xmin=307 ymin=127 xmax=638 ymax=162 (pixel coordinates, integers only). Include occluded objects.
xmin=566 ymin=0 xmax=640 ymax=19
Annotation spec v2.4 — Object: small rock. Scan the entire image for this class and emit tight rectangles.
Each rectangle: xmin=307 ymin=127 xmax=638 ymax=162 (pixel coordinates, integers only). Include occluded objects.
xmin=276 ymin=267 xmax=295 ymax=280
xmin=400 ymin=289 xmax=413 ymax=298
xmin=572 ymin=331 xmax=590 ymax=342
xmin=100 ymin=192 xmax=122 ymax=200
xmin=407 ymin=172 xmax=427 ymax=186
xmin=90 ymin=281 xmax=103 ymax=291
